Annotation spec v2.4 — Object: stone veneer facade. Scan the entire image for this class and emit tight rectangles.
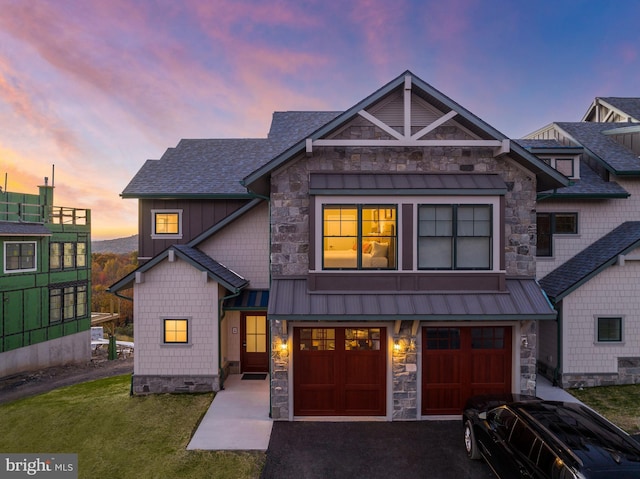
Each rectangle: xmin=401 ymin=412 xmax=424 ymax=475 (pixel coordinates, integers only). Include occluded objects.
xmin=268 ymin=119 xmax=541 ymax=420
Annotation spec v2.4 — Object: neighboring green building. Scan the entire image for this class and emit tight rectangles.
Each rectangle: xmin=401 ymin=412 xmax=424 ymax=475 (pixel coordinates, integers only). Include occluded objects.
xmin=0 ymin=179 xmax=91 ymax=377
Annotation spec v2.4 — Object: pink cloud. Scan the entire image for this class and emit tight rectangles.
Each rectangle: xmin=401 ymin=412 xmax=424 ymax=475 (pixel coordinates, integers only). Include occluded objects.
xmin=0 ymin=57 xmax=80 ymax=154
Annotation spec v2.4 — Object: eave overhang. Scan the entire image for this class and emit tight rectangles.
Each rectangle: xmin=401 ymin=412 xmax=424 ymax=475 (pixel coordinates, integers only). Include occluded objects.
xmin=120 ymin=193 xmax=254 ymax=200
xmin=268 ymin=277 xmax=557 ymax=321
xmin=108 ymin=245 xmax=248 ymax=294
xmin=537 ymin=192 xmax=630 ymax=200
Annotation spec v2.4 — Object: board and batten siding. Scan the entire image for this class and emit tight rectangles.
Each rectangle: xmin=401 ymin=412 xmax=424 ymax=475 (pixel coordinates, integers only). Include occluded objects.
xmin=137 ymin=198 xmax=250 ymax=260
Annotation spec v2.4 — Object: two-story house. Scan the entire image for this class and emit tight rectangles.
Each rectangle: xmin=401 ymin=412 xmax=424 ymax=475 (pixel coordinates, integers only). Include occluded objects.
xmin=524 ymin=98 xmax=640 ymax=388
xmin=110 ymin=71 xmax=568 ymax=420
xmin=0 ymin=179 xmax=92 ymax=377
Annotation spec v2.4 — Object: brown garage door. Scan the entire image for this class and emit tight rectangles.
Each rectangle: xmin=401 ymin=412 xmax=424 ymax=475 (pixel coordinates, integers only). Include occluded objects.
xmin=293 ymin=327 xmax=386 ymax=416
xmin=422 ymin=326 xmax=512 ymax=415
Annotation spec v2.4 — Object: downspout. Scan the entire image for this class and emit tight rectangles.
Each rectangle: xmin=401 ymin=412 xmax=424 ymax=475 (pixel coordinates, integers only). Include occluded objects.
xmin=218 ymin=289 xmax=242 ymax=390
xmin=553 ymin=301 xmax=562 ymax=387
xmin=113 ymin=291 xmax=133 ymax=302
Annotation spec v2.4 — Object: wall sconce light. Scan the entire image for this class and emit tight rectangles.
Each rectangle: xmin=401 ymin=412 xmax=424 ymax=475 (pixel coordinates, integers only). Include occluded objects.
xmin=280 ymin=341 xmax=288 ymax=351
xmin=521 ymin=336 xmax=528 ymax=348
xmin=393 ymin=340 xmax=401 ymax=352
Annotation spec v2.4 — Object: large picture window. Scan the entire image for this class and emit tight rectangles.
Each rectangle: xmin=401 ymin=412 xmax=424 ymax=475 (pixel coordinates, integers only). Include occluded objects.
xmin=418 ymin=204 xmax=492 ymax=269
xmin=322 ymin=205 xmax=396 ymax=270
xmin=4 ymin=241 xmax=37 ymax=273
xmin=536 ymin=212 xmax=578 ymax=257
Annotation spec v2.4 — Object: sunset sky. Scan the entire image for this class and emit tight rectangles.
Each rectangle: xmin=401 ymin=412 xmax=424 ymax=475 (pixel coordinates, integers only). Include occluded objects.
xmin=0 ymin=0 xmax=638 ymax=240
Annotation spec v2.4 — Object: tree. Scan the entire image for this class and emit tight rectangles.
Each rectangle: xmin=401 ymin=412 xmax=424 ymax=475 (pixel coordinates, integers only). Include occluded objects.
xmin=91 ymin=252 xmax=137 ymax=326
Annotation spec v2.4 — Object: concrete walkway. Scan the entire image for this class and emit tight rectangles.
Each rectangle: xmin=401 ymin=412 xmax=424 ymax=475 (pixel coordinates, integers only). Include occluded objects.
xmin=187 ymin=373 xmax=272 ymax=451
xmin=536 ymin=374 xmax=584 ymax=404
xmin=186 ymin=372 xmax=582 ymax=451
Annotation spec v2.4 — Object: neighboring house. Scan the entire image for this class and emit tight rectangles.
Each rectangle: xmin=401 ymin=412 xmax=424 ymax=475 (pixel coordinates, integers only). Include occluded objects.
xmin=110 ymin=71 xmax=569 ymax=420
xmin=0 ymin=179 xmax=91 ymax=377
xmin=524 ymin=98 xmax=640 ymax=388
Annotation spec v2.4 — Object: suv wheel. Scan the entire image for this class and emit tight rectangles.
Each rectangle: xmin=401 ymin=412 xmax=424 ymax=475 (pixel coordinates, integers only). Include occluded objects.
xmin=464 ymin=420 xmax=480 ymax=460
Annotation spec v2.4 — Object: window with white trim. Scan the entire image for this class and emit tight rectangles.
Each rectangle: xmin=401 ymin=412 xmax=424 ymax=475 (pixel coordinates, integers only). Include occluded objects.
xmin=4 ymin=241 xmax=37 ymax=273
xmin=152 ymin=209 xmax=183 ymax=239
xmin=417 ymin=204 xmax=492 ymax=270
xmin=322 ymin=204 xmax=397 ymax=270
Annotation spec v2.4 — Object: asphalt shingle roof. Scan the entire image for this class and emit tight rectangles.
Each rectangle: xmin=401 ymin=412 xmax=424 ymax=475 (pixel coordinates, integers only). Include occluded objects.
xmin=540 ymin=221 xmax=640 ymax=301
xmin=0 ymin=222 xmax=51 ymax=236
xmin=121 ymin=111 xmax=341 ymax=197
xmin=515 ymin=139 xmax=629 ymax=197
xmin=598 ymin=97 xmax=640 ymax=121
xmin=172 ymin=244 xmax=248 ymax=289
xmin=556 ymin=122 xmax=640 ymax=173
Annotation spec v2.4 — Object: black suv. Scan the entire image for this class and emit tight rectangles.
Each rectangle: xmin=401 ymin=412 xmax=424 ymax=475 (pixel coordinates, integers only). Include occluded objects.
xmin=463 ymin=395 xmax=640 ymax=479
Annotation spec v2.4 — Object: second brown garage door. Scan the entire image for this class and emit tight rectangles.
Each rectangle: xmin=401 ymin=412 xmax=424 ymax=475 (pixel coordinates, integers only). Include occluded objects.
xmin=422 ymin=326 xmax=512 ymax=415
xmin=293 ymin=327 xmax=387 ymax=416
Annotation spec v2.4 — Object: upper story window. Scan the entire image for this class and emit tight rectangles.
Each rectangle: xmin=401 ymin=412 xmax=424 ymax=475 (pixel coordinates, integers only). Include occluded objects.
xmin=4 ymin=241 xmax=37 ymax=273
xmin=322 ymin=204 xmax=397 ymax=270
xmin=536 ymin=212 xmax=578 ymax=257
xmin=152 ymin=209 xmax=183 ymax=239
xmin=541 ymin=157 xmax=580 ymax=179
xmin=418 ymin=204 xmax=492 ymax=270
xmin=50 ymin=242 xmax=88 ymax=270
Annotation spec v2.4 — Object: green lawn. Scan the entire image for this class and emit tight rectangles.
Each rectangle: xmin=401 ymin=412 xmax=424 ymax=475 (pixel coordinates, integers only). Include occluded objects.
xmin=570 ymin=383 xmax=640 ymax=434
xmin=0 ymin=375 xmax=265 ymax=479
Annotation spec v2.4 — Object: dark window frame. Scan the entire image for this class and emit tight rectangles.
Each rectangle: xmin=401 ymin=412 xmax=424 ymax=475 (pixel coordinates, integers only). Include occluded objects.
xmin=417 ymin=204 xmax=493 ymax=270
xmin=49 ymin=283 xmax=88 ymax=323
xmin=163 ymin=318 xmax=189 ymax=344
xmin=536 ymin=212 xmax=578 ymax=257
xmin=597 ymin=317 xmax=622 ymax=343
xmin=152 ymin=209 xmax=183 ymax=239
xmin=50 ymin=241 xmax=88 ymax=270
xmin=321 ymin=204 xmax=397 ymax=270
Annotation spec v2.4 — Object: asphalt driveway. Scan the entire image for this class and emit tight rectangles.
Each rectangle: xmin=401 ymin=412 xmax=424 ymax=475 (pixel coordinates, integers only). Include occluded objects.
xmin=260 ymin=421 xmax=495 ymax=479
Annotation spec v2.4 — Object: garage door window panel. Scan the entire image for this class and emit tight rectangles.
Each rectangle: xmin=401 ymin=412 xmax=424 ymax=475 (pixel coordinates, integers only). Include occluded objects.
xmin=294 ymin=327 xmax=386 ymax=416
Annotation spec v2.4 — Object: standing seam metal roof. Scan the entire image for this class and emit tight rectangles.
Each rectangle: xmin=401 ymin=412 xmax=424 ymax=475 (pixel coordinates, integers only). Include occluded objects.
xmin=268 ymin=278 xmax=556 ymax=320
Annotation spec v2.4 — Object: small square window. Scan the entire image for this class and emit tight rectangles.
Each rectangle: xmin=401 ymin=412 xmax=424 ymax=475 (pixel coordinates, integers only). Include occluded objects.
xmin=152 ymin=210 xmax=183 ymax=239
xmin=164 ymin=319 xmax=188 ymax=343
xmin=597 ymin=317 xmax=622 ymax=342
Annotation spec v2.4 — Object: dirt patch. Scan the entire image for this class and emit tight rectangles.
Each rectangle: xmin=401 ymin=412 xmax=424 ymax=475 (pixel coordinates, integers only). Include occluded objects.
xmin=0 ymin=348 xmax=133 ymax=405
